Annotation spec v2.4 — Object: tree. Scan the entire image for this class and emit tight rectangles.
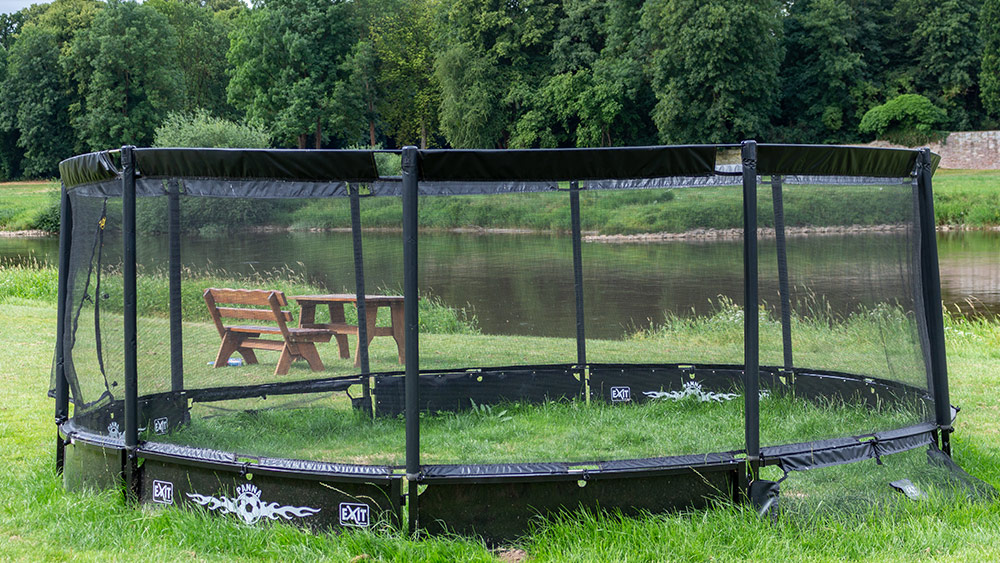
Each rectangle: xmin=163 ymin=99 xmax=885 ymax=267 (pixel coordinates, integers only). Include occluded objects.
xmin=0 ymin=46 xmax=23 ymax=180
xmin=642 ymin=0 xmax=784 ymax=144
xmin=434 ymin=0 xmax=560 ymax=148
xmin=141 ymin=109 xmax=274 ymax=234
xmin=147 ymin=0 xmax=234 ymax=118
xmin=65 ymin=0 xmax=184 ymax=150
xmin=510 ymin=0 xmax=655 ymax=148
xmin=778 ymin=0 xmax=866 ymax=143
xmin=1 ymin=25 xmax=74 ymax=177
xmin=329 ymin=39 xmax=380 ymax=147
xmin=34 ymin=0 xmax=103 ymax=50
xmin=981 ymin=0 xmax=1000 ymax=118
xmin=227 ymin=0 xmax=356 ymax=148
xmin=370 ymin=0 xmax=441 ymax=148
xmin=904 ymin=0 xmax=982 ymax=130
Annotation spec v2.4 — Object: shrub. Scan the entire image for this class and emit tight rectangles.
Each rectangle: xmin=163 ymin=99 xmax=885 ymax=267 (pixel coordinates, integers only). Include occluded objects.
xmin=142 ymin=109 xmax=281 ymax=234
xmin=153 ymin=109 xmax=270 ymax=149
xmin=32 ymin=201 xmax=61 ymax=233
xmin=858 ymin=94 xmax=947 ymax=146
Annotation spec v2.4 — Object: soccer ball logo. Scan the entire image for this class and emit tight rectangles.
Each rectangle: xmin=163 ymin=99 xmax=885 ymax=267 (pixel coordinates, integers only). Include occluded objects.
xmin=234 ymin=484 xmax=265 ymax=524
xmin=186 ymin=483 xmax=320 ymax=524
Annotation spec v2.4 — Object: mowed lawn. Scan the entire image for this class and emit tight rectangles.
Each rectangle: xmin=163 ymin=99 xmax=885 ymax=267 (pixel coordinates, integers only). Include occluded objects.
xmin=2 ymin=298 xmax=1000 ymax=561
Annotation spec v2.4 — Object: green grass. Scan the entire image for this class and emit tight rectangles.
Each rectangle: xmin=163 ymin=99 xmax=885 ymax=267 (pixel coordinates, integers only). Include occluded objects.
xmin=282 ymin=170 xmax=1000 ymax=234
xmin=5 ymin=170 xmax=1000 ymax=236
xmin=931 ymin=169 xmax=1000 ymax=227
xmin=2 ymin=295 xmax=1000 ymax=560
xmin=157 ymin=393 xmax=923 ymax=466
xmin=0 ymin=181 xmax=59 ymax=231
xmin=2 ymin=221 xmax=1000 ymax=560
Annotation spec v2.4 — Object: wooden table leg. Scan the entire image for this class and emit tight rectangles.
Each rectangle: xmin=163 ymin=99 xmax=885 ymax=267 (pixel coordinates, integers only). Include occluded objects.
xmin=328 ymin=303 xmax=351 ymax=359
xmin=355 ymin=304 xmax=380 ymax=367
xmin=298 ymin=303 xmax=316 ymax=326
xmin=390 ymin=302 xmax=405 ymax=364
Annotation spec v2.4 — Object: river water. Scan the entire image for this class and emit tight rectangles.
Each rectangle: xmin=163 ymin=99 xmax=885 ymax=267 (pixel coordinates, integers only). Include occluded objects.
xmin=2 ymin=230 xmax=997 ymax=339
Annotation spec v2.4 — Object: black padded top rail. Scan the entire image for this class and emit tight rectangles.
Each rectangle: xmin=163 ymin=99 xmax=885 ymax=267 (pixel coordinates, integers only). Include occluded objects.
xmin=417 ymin=145 xmax=718 ymax=181
xmin=757 ymin=144 xmax=939 ymax=177
xmin=59 ymin=144 xmax=938 ymax=191
xmin=59 ymin=148 xmax=381 ymax=189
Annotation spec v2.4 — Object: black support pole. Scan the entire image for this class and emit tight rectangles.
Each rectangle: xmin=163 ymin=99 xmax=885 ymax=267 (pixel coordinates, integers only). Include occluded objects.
xmin=401 ymin=146 xmax=420 ymax=532
xmin=741 ymin=141 xmax=761 ymax=477
xmin=122 ymin=146 xmax=140 ymax=501
xmin=350 ymin=185 xmax=370 ymax=373
xmin=771 ymin=175 xmax=793 ymax=370
xmin=569 ymin=181 xmax=586 ymax=369
xmin=349 ymin=184 xmax=371 ymax=409
xmin=916 ymin=149 xmax=952 ymax=455
xmin=168 ymin=179 xmax=183 ymax=393
xmin=54 ymin=184 xmax=72 ymax=474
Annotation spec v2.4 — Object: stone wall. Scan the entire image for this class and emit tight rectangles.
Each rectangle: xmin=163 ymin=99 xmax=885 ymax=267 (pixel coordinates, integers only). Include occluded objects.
xmin=872 ymin=131 xmax=1000 ymax=169
xmin=932 ymin=131 xmax=1000 ymax=169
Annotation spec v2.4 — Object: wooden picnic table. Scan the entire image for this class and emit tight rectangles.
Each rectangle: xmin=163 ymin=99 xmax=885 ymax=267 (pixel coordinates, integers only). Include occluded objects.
xmin=290 ymin=294 xmax=406 ymax=367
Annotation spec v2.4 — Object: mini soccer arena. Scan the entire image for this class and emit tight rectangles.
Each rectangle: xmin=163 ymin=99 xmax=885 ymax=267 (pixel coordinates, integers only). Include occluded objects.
xmin=51 ymin=143 xmax=980 ymax=541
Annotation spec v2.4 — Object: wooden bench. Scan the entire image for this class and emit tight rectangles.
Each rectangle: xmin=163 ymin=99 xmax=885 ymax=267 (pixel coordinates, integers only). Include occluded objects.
xmin=204 ymin=288 xmax=333 ymax=376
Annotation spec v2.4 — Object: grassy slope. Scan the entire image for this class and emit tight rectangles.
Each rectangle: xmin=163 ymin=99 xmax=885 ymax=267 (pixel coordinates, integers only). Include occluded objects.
xmin=2 ymin=299 xmax=1000 ymax=561
xmin=3 ymin=170 xmax=999 ymax=234
xmin=0 ymin=182 xmax=58 ymax=231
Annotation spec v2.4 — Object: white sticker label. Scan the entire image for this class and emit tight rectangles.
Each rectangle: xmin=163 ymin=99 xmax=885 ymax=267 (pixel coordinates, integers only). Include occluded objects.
xmin=339 ymin=502 xmax=370 ymax=527
xmin=611 ymin=386 xmax=631 ymax=402
xmin=152 ymin=480 xmax=174 ymax=504
xmin=186 ymin=484 xmax=321 ymax=525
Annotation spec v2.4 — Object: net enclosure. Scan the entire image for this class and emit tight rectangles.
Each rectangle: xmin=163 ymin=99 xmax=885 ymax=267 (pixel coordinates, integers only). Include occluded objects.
xmin=51 ymin=142 xmax=981 ymax=541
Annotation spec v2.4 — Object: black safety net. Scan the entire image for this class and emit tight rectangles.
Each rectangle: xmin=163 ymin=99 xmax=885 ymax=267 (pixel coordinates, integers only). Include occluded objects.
xmin=52 ymin=145 xmax=961 ymax=504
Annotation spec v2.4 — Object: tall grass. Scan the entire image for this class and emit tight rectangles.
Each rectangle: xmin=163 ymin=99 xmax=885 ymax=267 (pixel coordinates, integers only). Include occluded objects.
xmin=0 ymin=259 xmax=478 ymax=335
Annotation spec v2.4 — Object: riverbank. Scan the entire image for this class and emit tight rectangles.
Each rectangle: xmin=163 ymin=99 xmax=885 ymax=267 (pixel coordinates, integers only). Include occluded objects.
xmin=2 ymin=169 xmax=998 ymax=235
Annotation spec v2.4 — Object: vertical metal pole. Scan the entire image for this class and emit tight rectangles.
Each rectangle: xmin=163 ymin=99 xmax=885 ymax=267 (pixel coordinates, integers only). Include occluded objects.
xmin=771 ymin=175 xmax=793 ymax=370
xmin=916 ymin=149 xmax=952 ymax=455
xmin=741 ymin=141 xmax=760 ymax=477
xmin=349 ymin=185 xmax=371 ymax=409
xmin=569 ymin=181 xmax=586 ymax=369
xmin=401 ymin=146 xmax=420 ymax=532
xmin=168 ymin=179 xmax=183 ymax=393
xmin=122 ymin=146 xmax=140 ymax=501
xmin=54 ymin=184 xmax=73 ymax=474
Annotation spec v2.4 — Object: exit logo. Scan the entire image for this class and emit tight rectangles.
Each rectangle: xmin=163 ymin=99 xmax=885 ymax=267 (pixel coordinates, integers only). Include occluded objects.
xmin=339 ymin=503 xmax=370 ymax=527
xmin=611 ymin=386 xmax=631 ymax=402
xmin=152 ymin=480 xmax=174 ymax=504
xmin=153 ymin=417 xmax=169 ymax=434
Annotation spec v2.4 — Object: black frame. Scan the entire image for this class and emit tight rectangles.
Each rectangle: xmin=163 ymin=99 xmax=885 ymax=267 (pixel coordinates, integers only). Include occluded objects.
xmin=53 ymin=143 xmax=953 ymax=541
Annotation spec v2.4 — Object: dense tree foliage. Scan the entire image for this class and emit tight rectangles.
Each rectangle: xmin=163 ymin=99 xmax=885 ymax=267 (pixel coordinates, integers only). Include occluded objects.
xmin=0 ymin=0 xmax=997 ymax=179
xmin=434 ymin=0 xmax=560 ymax=148
xmin=982 ymin=0 xmax=1000 ymax=118
xmin=642 ymin=0 xmax=784 ymax=144
xmin=65 ymin=0 xmax=184 ymax=149
xmin=1 ymin=25 xmax=73 ymax=176
xmin=779 ymin=0 xmax=867 ymax=142
xmin=147 ymin=0 xmax=232 ymax=118
xmin=227 ymin=0 xmax=355 ymax=148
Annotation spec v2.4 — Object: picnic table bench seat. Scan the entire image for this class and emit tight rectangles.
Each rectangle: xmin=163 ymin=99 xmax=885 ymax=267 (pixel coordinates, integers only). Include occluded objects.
xmin=204 ymin=288 xmax=334 ymax=376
